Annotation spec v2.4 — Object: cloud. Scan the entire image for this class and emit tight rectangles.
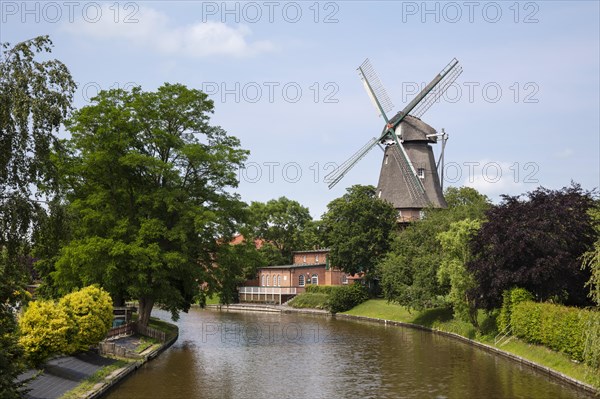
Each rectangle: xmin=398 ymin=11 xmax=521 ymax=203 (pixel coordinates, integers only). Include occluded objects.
xmin=62 ymin=6 xmax=274 ymax=58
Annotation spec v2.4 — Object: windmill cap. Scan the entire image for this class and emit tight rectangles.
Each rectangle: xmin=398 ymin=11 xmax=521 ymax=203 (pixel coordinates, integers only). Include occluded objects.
xmin=392 ymin=114 xmax=438 ymax=143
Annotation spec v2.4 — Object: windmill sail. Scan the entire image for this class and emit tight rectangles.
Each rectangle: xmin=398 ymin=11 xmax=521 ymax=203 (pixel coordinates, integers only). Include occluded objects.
xmin=412 ymin=62 xmax=463 ymax=119
xmin=325 ymin=137 xmax=380 ymax=189
xmin=358 ymin=59 xmax=394 ymax=120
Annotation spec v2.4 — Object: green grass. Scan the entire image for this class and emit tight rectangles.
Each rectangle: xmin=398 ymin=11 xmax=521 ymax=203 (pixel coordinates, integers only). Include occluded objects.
xmin=59 ymin=359 xmax=130 ymax=399
xmin=204 ymin=294 xmax=221 ymax=305
xmin=343 ymin=299 xmax=600 ymax=388
xmin=288 ymin=293 xmax=329 ymax=309
xmin=147 ymin=317 xmax=178 ymax=338
xmin=134 ymin=336 xmax=159 ymax=353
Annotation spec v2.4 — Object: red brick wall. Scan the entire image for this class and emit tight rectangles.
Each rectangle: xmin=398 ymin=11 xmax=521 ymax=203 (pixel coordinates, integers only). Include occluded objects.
xmin=292 ymin=251 xmax=328 ymax=265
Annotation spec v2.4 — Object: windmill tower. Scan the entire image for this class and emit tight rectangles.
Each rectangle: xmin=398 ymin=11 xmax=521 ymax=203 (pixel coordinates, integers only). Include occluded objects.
xmin=325 ymin=58 xmax=462 ymax=222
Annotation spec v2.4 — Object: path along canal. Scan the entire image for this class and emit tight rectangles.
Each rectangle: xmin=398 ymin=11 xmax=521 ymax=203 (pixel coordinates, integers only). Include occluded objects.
xmin=105 ymin=308 xmax=592 ymax=399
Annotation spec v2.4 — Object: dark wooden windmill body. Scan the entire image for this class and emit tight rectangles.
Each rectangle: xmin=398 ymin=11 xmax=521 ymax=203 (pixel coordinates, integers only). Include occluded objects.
xmin=325 ymin=58 xmax=462 ymax=222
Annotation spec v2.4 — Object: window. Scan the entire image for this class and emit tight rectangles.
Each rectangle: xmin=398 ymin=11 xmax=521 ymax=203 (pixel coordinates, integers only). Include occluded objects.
xmin=277 ymin=275 xmax=281 ymax=286
xmin=298 ymin=275 xmax=305 ymax=287
xmin=266 ymin=275 xmax=270 ymax=286
xmin=315 ymin=254 xmax=319 ymax=263
xmin=417 ymin=168 xmax=425 ymax=179
xmin=341 ymin=275 xmax=348 ymax=285
xmin=378 ymin=190 xmax=382 ymax=198
xmin=262 ymin=275 xmax=266 ymax=286
xmin=303 ymin=255 xmax=306 ymax=264
xmin=385 ymin=155 xmax=389 ymax=165
xmin=419 ymin=210 xmax=425 ymax=220
xmin=311 ymin=274 xmax=318 ymax=285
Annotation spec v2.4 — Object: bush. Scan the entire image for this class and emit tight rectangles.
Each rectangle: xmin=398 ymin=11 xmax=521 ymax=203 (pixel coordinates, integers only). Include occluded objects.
xmin=511 ymin=301 xmax=597 ymax=362
xmin=328 ymin=283 xmax=369 ymax=314
xmin=305 ymin=285 xmax=337 ymax=294
xmin=18 ymin=300 xmax=73 ymax=365
xmin=59 ymin=285 xmax=113 ymax=352
xmin=288 ymin=293 xmax=329 ymax=309
xmin=18 ymin=285 xmax=113 ymax=364
xmin=498 ymin=287 xmax=534 ymax=332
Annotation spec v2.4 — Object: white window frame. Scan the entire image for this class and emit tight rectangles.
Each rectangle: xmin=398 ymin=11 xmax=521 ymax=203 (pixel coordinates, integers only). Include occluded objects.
xmin=266 ymin=275 xmax=270 ymax=286
xmin=311 ymin=274 xmax=318 ymax=285
xmin=417 ymin=168 xmax=425 ymax=179
xmin=298 ymin=274 xmax=305 ymax=287
xmin=341 ymin=275 xmax=348 ymax=285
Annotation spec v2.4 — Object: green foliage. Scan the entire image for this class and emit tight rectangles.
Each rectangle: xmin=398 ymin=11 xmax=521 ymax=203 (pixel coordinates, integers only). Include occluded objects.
xmin=288 ymin=293 xmax=329 ymax=309
xmin=305 ymin=285 xmax=337 ymax=294
xmin=1 ymin=35 xmax=75 ymax=396
xmin=322 ymin=185 xmax=397 ymax=276
xmin=18 ymin=300 xmax=73 ymax=365
xmin=583 ymin=311 xmax=600 ymax=371
xmin=327 ymin=283 xmax=369 ymax=314
xmin=379 ymin=186 xmax=491 ymax=310
xmin=581 ymin=204 xmax=600 ymax=306
xmin=497 ymin=287 xmax=534 ymax=332
xmin=511 ymin=301 xmax=599 ymax=363
xmin=248 ymin=197 xmax=314 ymax=265
xmin=213 ymin=238 xmax=265 ymax=305
xmin=59 ymin=285 xmax=113 ymax=352
xmin=437 ymin=219 xmax=481 ymax=325
xmin=53 ymin=84 xmax=248 ymax=326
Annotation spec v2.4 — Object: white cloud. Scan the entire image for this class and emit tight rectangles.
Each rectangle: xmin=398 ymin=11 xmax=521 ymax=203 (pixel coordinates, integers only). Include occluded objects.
xmin=456 ymin=160 xmax=533 ymax=200
xmin=62 ymin=6 xmax=274 ymax=58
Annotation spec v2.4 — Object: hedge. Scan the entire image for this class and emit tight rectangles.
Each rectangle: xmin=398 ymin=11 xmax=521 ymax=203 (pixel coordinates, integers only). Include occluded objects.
xmin=511 ymin=300 xmax=596 ymax=362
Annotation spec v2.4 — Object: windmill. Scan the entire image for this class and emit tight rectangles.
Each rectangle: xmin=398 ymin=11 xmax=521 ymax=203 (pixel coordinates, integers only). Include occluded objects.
xmin=325 ymin=58 xmax=462 ymax=222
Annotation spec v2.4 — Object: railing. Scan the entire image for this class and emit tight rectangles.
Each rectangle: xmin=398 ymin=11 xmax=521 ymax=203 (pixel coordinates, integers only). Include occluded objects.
xmin=238 ymin=286 xmax=297 ymax=304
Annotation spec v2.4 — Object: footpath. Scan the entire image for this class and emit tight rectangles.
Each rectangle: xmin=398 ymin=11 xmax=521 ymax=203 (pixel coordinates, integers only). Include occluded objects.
xmin=19 ymin=331 xmax=178 ymax=399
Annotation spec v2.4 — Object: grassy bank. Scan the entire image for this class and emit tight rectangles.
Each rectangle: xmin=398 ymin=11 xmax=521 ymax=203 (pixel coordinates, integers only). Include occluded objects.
xmin=343 ymin=299 xmax=599 ymax=388
xmin=288 ymin=293 xmax=329 ymax=309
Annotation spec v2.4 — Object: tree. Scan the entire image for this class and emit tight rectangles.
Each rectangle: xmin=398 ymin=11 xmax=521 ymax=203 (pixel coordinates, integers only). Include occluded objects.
xmin=1 ymin=35 xmax=75 ymax=396
xmin=437 ymin=219 xmax=481 ymax=326
xmin=53 ymin=84 xmax=248 ymax=326
xmin=378 ymin=186 xmax=490 ymax=310
xmin=467 ymin=184 xmax=596 ymax=310
xmin=581 ymin=204 xmax=600 ymax=305
xmin=248 ymin=197 xmax=313 ymax=264
xmin=322 ymin=185 xmax=397 ymax=277
xmin=59 ymin=285 xmax=113 ymax=352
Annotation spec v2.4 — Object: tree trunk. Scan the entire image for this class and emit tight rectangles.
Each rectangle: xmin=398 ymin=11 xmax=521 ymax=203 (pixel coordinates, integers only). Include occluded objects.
xmin=138 ymin=297 xmax=155 ymax=327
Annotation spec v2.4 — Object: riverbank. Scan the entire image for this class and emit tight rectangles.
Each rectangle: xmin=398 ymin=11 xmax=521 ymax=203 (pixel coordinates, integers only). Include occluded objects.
xmin=211 ymin=300 xmax=599 ymax=396
xmin=21 ymin=318 xmax=178 ymax=399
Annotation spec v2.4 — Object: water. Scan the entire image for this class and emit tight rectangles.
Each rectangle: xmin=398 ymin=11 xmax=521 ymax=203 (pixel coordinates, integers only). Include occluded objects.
xmin=105 ymin=308 xmax=592 ymax=399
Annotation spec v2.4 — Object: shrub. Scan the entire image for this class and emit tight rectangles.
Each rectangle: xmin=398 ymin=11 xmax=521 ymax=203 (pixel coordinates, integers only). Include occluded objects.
xmin=511 ymin=301 xmax=597 ymax=362
xmin=59 ymin=285 xmax=113 ymax=352
xmin=327 ymin=283 xmax=369 ymax=314
xmin=305 ymin=285 xmax=337 ymax=294
xmin=18 ymin=285 xmax=113 ymax=364
xmin=288 ymin=293 xmax=329 ymax=309
xmin=18 ymin=300 xmax=73 ymax=365
xmin=498 ymin=287 xmax=534 ymax=332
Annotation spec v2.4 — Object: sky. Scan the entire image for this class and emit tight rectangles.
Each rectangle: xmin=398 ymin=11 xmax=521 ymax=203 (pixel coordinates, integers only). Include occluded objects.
xmin=2 ymin=0 xmax=599 ymax=218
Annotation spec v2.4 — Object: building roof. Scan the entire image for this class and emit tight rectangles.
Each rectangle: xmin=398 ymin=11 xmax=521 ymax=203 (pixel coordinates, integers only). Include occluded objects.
xmin=293 ymin=249 xmax=329 ymax=254
xmin=260 ymin=263 xmax=327 ymax=270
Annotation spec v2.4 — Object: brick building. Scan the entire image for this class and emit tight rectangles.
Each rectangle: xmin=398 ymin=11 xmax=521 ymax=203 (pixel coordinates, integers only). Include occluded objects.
xmin=238 ymin=249 xmax=351 ymax=304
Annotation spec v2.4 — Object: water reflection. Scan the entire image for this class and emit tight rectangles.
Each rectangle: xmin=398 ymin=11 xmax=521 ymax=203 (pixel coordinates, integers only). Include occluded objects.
xmin=105 ymin=308 xmax=592 ymax=399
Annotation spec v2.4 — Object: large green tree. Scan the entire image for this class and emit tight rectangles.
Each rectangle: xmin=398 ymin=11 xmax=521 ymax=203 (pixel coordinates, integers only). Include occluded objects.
xmin=467 ymin=184 xmax=596 ymax=309
xmin=52 ymin=84 xmax=248 ymax=326
xmin=378 ymin=186 xmax=490 ymax=310
xmin=0 ymin=36 xmax=76 ymax=397
xmin=322 ymin=185 xmax=397 ymax=277
xmin=248 ymin=197 xmax=314 ymax=265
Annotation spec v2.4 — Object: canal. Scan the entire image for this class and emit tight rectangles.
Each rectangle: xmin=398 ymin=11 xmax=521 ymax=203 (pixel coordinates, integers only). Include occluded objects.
xmin=106 ymin=308 xmax=591 ymax=399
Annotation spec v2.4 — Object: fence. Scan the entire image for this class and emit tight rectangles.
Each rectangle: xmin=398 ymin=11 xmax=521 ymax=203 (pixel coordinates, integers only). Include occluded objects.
xmin=238 ymin=286 xmax=297 ymax=304
xmin=105 ymin=322 xmax=167 ymax=342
